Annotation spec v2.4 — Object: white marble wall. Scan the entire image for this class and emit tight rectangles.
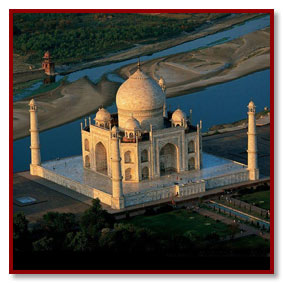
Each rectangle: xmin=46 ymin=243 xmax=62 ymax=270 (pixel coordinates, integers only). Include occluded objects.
xmin=205 ymin=169 xmax=250 ymax=189
xmin=176 ymin=180 xmax=205 ymax=197
xmin=124 ymin=181 xmax=205 ymax=207
xmin=36 ymin=166 xmax=113 ymax=206
xmin=124 ymin=186 xmax=175 ymax=207
xmin=34 ymin=165 xmax=250 ymax=210
xmin=120 ymin=142 xmax=139 ymax=182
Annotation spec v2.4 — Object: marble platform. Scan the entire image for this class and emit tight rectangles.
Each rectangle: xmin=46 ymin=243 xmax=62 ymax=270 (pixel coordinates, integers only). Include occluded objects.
xmin=41 ymin=152 xmax=247 ymax=195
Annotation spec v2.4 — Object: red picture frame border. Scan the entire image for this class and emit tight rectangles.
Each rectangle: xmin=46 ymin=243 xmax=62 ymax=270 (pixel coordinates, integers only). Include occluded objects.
xmin=9 ymin=9 xmax=275 ymax=274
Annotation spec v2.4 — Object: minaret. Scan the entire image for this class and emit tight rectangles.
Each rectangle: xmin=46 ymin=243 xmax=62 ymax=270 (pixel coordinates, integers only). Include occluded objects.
xmin=247 ymin=101 xmax=259 ymax=180
xmin=29 ymin=99 xmax=41 ymax=175
xmin=196 ymin=123 xmax=201 ymax=170
xmin=199 ymin=120 xmax=203 ymax=168
xmin=110 ymin=126 xmax=124 ymax=209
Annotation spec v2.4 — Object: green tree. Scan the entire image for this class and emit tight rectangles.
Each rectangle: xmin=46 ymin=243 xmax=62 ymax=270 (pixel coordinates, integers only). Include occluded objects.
xmin=99 ymin=223 xmax=157 ymax=255
xmin=34 ymin=211 xmax=78 ymax=251
xmin=80 ymin=198 xmax=114 ymax=238
xmin=40 ymin=212 xmax=77 ymax=235
xmin=32 ymin=236 xmax=55 ymax=251
xmin=13 ymin=212 xmax=30 ymax=252
xmin=65 ymin=231 xmax=90 ymax=252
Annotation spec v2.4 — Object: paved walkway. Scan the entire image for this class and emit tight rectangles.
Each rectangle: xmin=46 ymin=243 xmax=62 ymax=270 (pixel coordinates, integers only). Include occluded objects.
xmin=13 ymin=173 xmax=92 ymax=223
xmin=203 ymin=124 xmax=270 ymax=177
xmin=216 ymin=195 xmax=270 ymax=220
xmin=196 ymin=207 xmax=270 ymax=240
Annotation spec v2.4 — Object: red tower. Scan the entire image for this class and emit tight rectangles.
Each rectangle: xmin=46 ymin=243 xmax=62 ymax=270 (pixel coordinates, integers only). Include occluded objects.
xmin=42 ymin=51 xmax=55 ymax=76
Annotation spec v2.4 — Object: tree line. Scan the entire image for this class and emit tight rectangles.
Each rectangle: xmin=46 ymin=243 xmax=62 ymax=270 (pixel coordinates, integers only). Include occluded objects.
xmin=13 ymin=198 xmax=270 ymax=270
xmin=13 ymin=13 xmax=229 ymax=65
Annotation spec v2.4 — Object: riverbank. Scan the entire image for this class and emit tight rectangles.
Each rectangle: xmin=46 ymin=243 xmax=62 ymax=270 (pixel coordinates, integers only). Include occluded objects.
xmin=117 ymin=27 xmax=270 ymax=97
xmin=13 ymin=26 xmax=270 ymax=141
xmin=13 ymin=76 xmax=120 ymax=140
xmin=13 ymin=13 xmax=262 ymax=90
xmin=57 ymin=13 xmax=261 ymax=76
xmin=203 ymin=110 xmax=270 ymax=136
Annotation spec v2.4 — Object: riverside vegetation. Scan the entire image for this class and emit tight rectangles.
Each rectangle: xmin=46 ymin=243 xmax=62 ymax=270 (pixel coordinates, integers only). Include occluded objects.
xmin=13 ymin=199 xmax=270 ymax=270
xmin=13 ymin=13 xmax=230 ymax=66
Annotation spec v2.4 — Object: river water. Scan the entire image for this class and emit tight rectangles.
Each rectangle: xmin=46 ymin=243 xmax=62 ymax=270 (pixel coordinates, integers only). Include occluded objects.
xmin=13 ymin=15 xmax=270 ymax=173
xmin=14 ymin=14 xmax=270 ymax=101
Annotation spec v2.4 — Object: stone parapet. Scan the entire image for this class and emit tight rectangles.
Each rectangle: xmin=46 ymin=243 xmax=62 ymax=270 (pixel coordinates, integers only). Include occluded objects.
xmin=176 ymin=180 xmax=206 ymax=197
xmin=124 ymin=180 xmax=205 ymax=207
xmin=205 ymin=169 xmax=249 ymax=190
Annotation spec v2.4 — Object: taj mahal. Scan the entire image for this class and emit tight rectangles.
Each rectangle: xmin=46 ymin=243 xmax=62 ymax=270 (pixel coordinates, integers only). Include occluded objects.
xmin=28 ymin=63 xmax=259 ymax=210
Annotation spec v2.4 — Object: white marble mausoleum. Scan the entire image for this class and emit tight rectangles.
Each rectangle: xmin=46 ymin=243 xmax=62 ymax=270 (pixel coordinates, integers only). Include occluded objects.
xmin=29 ymin=64 xmax=259 ymax=210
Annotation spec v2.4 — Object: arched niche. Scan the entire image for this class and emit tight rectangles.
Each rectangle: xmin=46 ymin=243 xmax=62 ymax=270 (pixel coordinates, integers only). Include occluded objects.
xmin=95 ymin=142 xmax=107 ymax=175
xmin=188 ymin=157 xmax=195 ymax=171
xmin=125 ymin=168 xmax=132 ymax=181
xmin=188 ymin=140 xmax=194 ymax=153
xmin=124 ymin=151 xmax=133 ymax=164
xmin=141 ymin=149 xmax=148 ymax=163
xmin=85 ymin=139 xmax=90 ymax=152
xmin=142 ymin=167 xmax=149 ymax=180
xmin=85 ymin=155 xmax=90 ymax=168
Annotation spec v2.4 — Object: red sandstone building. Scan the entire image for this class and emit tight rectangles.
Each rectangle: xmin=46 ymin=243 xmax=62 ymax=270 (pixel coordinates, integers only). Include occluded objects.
xmin=42 ymin=51 xmax=55 ymax=76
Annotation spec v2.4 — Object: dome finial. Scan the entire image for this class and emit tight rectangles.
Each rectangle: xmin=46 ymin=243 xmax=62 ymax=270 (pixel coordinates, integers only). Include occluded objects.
xmin=137 ymin=58 xmax=141 ymax=70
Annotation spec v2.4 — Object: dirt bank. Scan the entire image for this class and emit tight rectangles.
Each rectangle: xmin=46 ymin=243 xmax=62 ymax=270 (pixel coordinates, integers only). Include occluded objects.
xmin=117 ymin=27 xmax=270 ymax=97
xmin=13 ymin=76 xmax=120 ymax=140
xmin=51 ymin=13 xmax=263 ymax=75
xmin=203 ymin=111 xmax=270 ymax=136
xmin=13 ymin=26 xmax=270 ymax=141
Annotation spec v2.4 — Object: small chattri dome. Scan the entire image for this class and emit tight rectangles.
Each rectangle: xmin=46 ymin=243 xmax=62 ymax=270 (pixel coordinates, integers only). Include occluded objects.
xmin=95 ymin=108 xmax=111 ymax=122
xmin=125 ymin=117 xmax=141 ymax=130
xmin=172 ymin=109 xmax=186 ymax=122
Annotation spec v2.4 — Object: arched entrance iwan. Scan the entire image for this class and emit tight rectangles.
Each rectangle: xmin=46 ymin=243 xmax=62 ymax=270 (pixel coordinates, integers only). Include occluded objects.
xmin=159 ymin=143 xmax=178 ymax=176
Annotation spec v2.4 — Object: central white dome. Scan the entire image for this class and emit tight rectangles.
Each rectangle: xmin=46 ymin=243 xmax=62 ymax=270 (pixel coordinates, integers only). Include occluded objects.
xmin=116 ymin=69 xmax=165 ymax=131
xmin=116 ymin=69 xmax=165 ymax=111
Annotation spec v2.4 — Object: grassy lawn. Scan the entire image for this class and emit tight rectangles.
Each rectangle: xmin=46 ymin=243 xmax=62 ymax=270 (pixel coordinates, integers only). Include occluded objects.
xmin=236 ymin=190 xmax=270 ymax=210
xmin=122 ymin=209 xmax=232 ymax=239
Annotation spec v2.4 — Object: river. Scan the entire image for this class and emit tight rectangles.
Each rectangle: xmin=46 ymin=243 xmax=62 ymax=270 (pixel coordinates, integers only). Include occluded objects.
xmin=13 ymin=14 xmax=270 ymax=173
xmin=14 ymin=14 xmax=270 ymax=101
